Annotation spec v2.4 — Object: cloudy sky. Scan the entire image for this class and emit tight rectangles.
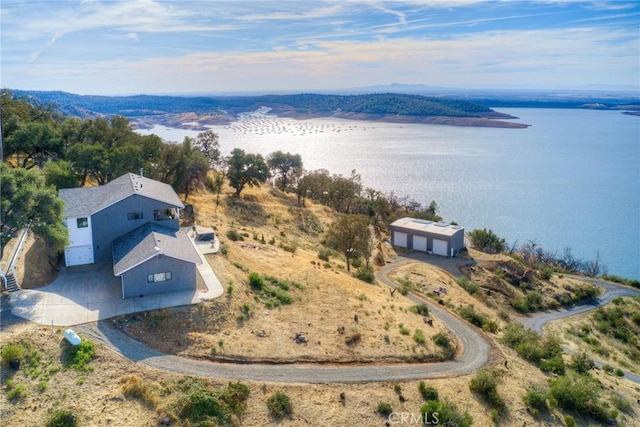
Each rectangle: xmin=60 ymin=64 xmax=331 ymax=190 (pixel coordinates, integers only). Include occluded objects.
xmin=1 ymin=0 xmax=638 ymax=95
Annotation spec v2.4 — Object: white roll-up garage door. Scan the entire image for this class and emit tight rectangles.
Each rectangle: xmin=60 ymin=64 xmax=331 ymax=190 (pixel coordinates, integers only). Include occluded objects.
xmin=394 ymin=232 xmax=407 ymax=248
xmin=413 ymin=235 xmax=427 ymax=252
xmin=65 ymin=245 xmax=94 ymax=266
xmin=432 ymin=239 xmax=448 ymax=256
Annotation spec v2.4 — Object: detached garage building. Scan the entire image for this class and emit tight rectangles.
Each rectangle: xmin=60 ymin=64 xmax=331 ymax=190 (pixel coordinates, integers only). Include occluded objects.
xmin=390 ymin=217 xmax=465 ymax=257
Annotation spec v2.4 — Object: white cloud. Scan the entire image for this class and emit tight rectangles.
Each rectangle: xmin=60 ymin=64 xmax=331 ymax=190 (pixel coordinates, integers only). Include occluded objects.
xmin=6 ymin=25 xmax=635 ymax=94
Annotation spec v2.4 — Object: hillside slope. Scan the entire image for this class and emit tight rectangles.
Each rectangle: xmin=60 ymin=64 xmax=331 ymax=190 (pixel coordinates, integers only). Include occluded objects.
xmin=13 ymin=90 xmax=528 ymax=128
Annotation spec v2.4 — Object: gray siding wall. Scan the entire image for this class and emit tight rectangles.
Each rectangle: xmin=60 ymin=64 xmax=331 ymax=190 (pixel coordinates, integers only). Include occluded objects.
xmin=389 ymin=226 xmax=465 ymax=256
xmin=451 ymin=229 xmax=465 ymax=252
xmin=91 ymin=194 xmax=179 ymax=263
xmin=121 ymin=255 xmax=196 ymax=298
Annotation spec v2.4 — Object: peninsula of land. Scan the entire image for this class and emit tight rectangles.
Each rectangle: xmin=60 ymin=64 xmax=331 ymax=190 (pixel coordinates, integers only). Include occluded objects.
xmin=14 ymin=90 xmax=529 ymax=129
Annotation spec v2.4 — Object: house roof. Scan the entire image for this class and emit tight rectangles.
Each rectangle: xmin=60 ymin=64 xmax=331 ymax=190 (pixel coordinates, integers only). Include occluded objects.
xmin=60 ymin=173 xmax=184 ymax=218
xmin=113 ymin=223 xmax=201 ymax=276
xmin=390 ymin=217 xmax=464 ymax=237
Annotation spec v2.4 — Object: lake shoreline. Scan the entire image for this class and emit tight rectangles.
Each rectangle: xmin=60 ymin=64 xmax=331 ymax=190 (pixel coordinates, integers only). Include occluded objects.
xmin=133 ymin=110 xmax=530 ymax=131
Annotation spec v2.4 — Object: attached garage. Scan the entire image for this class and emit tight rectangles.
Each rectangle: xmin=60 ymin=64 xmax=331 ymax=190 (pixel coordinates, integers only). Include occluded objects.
xmin=389 ymin=217 xmax=465 ymax=257
xmin=393 ymin=231 xmax=408 ymax=248
xmin=65 ymin=245 xmax=94 ymax=266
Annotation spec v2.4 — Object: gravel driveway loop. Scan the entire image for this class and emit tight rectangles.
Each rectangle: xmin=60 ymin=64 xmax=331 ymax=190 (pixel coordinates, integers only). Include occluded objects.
xmin=77 ymin=257 xmax=639 ymax=384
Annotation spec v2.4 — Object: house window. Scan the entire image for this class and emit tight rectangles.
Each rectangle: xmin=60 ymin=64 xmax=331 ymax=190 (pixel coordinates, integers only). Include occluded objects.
xmin=77 ymin=217 xmax=88 ymax=228
xmin=147 ymin=272 xmax=172 ymax=283
xmin=127 ymin=211 xmax=143 ymax=220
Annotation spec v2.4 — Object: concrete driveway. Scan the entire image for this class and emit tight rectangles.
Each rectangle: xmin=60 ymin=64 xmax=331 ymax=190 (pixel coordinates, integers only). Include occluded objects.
xmin=7 ymin=262 xmax=218 ymax=327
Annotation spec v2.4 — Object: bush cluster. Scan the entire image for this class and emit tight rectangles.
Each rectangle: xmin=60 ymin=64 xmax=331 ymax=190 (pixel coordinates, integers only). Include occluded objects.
xmin=468 ymin=370 xmax=506 ymax=412
xmin=456 ymin=305 xmax=498 ymax=333
xmin=523 ymin=386 xmax=548 ymax=416
xmin=409 ymin=303 xmax=429 ymax=316
xmin=1 ymin=343 xmax=26 ymax=367
xmin=500 ymin=323 xmax=565 ymax=374
xmin=46 ymin=409 xmax=77 ymax=427
xmin=418 ymin=381 xmax=438 ymax=401
xmin=456 ymin=277 xmax=480 ymax=295
xmin=549 ymin=372 xmax=608 ymax=421
xmin=355 ymin=266 xmax=375 ymax=283
xmin=469 ymin=228 xmax=505 ymax=253
xmin=268 ymin=392 xmax=293 ymax=420
xmin=64 ymin=340 xmax=96 ymax=371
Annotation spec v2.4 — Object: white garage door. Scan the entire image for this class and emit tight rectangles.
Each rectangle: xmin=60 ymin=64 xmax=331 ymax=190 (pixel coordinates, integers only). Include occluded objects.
xmin=413 ymin=235 xmax=427 ymax=252
xmin=65 ymin=245 xmax=94 ymax=266
xmin=394 ymin=232 xmax=407 ymax=248
xmin=432 ymin=239 xmax=448 ymax=256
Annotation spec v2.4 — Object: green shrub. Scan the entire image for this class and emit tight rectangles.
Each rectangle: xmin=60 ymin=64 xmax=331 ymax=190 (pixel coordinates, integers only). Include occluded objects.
xmin=267 ymin=392 xmax=293 ymax=420
xmin=457 ymin=305 xmax=488 ymax=328
xmin=226 ymin=229 xmax=243 ymax=241
xmin=399 ymin=325 xmax=410 ymax=335
xmin=318 ymin=247 xmax=332 ymax=261
xmin=420 ymin=399 xmax=473 ymax=427
xmin=549 ymin=372 xmax=607 ymax=421
xmin=220 ymin=381 xmax=250 ymax=418
xmin=413 ymin=330 xmax=426 ymax=345
xmin=539 ymin=354 xmax=565 ymax=375
xmin=469 ymin=370 xmax=505 ymax=411
xmin=64 ymin=340 xmax=96 ymax=371
xmin=1 ymin=343 xmax=26 ymax=367
xmin=615 ymin=368 xmax=625 ymax=377
xmin=7 ymin=383 xmax=28 ymax=400
xmin=46 ymin=409 xmax=77 ymax=427
xmin=355 ymin=266 xmax=375 ymax=283
xmin=432 ymin=332 xmax=451 ymax=348
xmin=602 ymin=364 xmax=614 ymax=374
xmin=569 ymin=352 xmax=595 ymax=374
xmin=500 ymin=323 xmax=564 ymax=372
xmin=418 ymin=381 xmax=439 ymax=401
xmin=523 ymin=386 xmax=548 ymax=415
xmin=457 ymin=277 xmax=480 ymax=295
xmin=220 ymin=243 xmax=229 ymax=255
xmin=376 ymin=402 xmax=393 ymax=417
xmin=409 ymin=303 xmax=429 ymax=316
xmin=469 ymin=228 xmax=505 ymax=253
xmin=490 ymin=408 xmax=499 ymax=424
xmin=248 ymin=272 xmax=264 ymax=290
xmin=179 ymin=391 xmax=228 ymax=424
xmin=564 ymin=414 xmax=576 ymax=427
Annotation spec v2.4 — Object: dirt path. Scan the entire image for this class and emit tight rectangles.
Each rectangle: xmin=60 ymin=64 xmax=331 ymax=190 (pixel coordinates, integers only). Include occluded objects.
xmin=76 ymin=256 xmax=639 ymax=384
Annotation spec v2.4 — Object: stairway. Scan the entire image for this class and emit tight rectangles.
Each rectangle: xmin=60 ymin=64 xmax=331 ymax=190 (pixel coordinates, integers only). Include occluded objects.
xmin=5 ymin=272 xmax=19 ymax=292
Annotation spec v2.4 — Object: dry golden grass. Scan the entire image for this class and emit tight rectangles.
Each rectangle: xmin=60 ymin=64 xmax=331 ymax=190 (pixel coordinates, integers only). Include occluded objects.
xmin=117 ymin=185 xmax=453 ymax=363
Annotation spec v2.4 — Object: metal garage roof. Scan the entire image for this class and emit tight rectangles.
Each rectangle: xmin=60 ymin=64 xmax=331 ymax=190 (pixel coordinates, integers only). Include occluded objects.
xmin=390 ymin=217 xmax=464 ymax=237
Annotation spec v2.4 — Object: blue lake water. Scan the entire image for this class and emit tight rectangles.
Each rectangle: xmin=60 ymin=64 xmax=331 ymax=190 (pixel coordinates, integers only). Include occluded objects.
xmin=137 ymin=108 xmax=640 ymax=279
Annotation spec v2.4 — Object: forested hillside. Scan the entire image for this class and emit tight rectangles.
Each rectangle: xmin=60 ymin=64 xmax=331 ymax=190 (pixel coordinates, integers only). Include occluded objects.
xmin=13 ymin=90 xmax=506 ymax=121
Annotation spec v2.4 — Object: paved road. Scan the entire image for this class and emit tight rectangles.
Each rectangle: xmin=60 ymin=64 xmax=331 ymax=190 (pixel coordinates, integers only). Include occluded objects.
xmin=519 ymin=276 xmax=640 ymax=332
xmin=76 ymin=256 xmax=639 ymax=384
xmin=515 ymin=276 xmax=640 ymax=384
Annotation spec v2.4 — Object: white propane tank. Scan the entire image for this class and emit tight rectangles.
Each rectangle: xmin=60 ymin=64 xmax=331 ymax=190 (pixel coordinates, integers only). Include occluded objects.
xmin=64 ymin=329 xmax=82 ymax=346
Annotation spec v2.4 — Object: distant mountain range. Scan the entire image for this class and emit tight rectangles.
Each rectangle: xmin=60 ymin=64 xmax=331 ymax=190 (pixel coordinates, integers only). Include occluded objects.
xmin=11 ymin=89 xmax=640 ymax=130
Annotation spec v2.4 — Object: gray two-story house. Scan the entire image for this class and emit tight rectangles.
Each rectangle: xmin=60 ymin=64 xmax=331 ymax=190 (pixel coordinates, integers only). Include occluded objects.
xmin=59 ymin=173 xmax=201 ymax=298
